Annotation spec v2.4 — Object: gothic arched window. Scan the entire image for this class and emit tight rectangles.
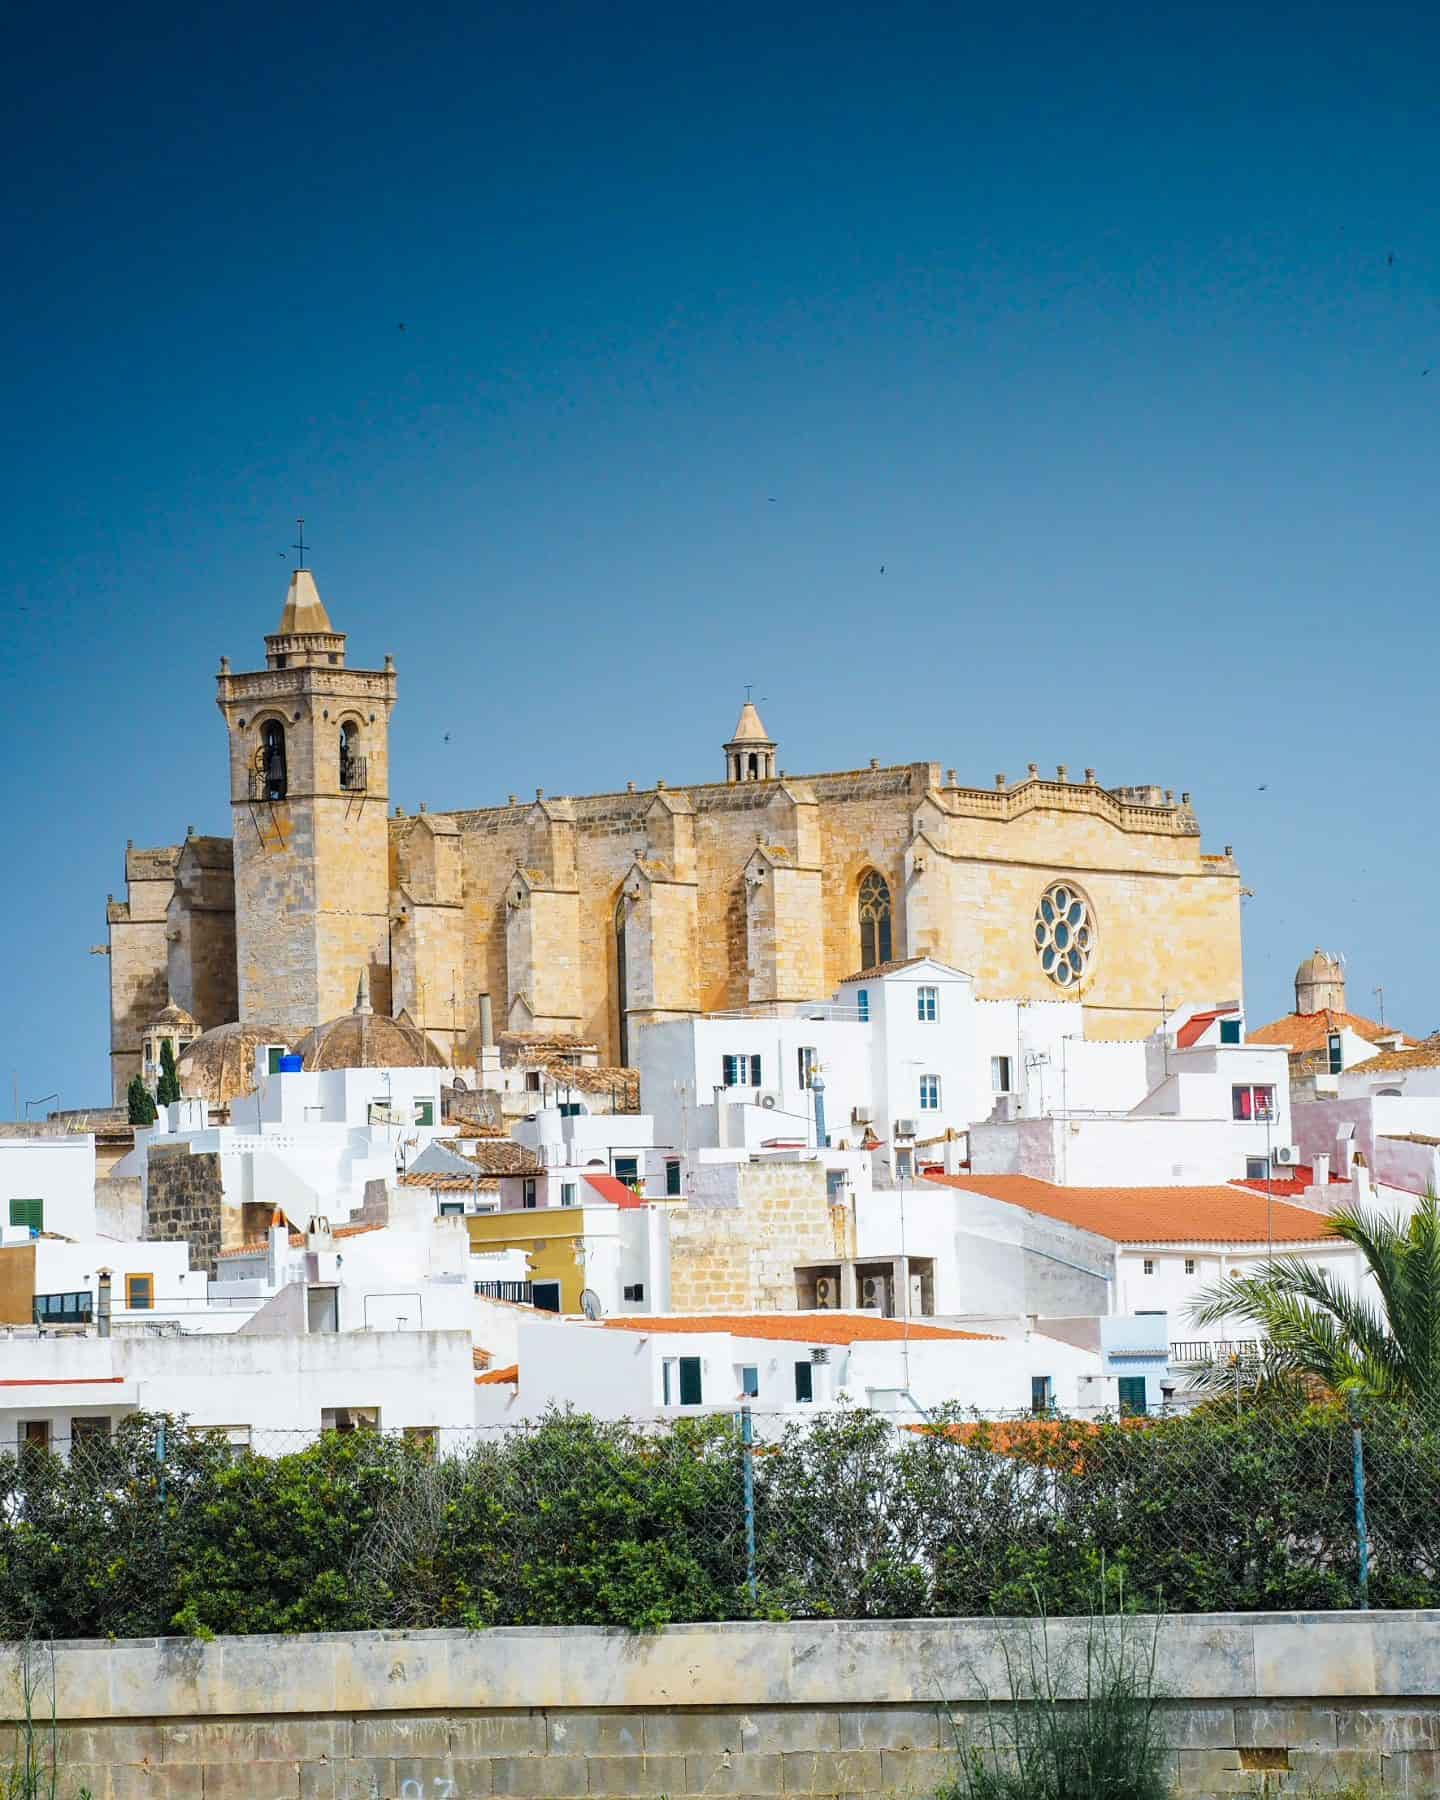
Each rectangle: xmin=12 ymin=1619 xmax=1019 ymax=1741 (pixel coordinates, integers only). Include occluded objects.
xmin=857 ymin=869 xmax=892 ymax=970
xmin=260 ymin=720 xmax=288 ymax=801
xmin=339 ymin=719 xmax=361 ymax=791
xmin=614 ymin=896 xmax=630 ymax=1066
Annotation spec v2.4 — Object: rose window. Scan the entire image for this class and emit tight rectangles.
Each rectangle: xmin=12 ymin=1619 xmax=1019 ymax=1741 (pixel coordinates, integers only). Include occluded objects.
xmin=1033 ymin=884 xmax=1094 ymax=988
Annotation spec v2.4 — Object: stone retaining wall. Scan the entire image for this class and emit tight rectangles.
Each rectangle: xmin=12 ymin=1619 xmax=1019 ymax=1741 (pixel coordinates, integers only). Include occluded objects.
xmin=4 ymin=1612 xmax=1439 ymax=1798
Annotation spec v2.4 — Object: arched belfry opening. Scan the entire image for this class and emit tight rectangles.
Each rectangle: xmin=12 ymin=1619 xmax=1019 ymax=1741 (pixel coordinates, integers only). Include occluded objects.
xmin=857 ymin=868 xmax=892 ymax=969
xmin=260 ymin=720 xmax=288 ymax=801
xmin=723 ymin=699 xmax=776 ymax=783
xmin=339 ymin=718 xmax=364 ymax=792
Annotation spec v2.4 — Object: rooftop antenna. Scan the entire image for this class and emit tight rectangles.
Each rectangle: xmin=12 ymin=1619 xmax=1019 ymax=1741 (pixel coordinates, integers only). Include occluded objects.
xmin=293 ymin=518 xmax=309 ymax=568
xmin=1374 ymin=985 xmax=1385 ymax=1030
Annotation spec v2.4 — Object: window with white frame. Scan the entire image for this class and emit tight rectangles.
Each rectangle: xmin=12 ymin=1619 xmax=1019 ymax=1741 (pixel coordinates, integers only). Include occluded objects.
xmin=856 ymin=989 xmax=869 ymax=1023
xmin=722 ymin=1053 xmax=762 ymax=1087
xmin=560 ymin=1182 xmax=577 ymax=1207
xmin=1184 ymin=1258 xmax=1196 ymax=1275
xmin=991 ymin=1055 xmax=1012 ymax=1094
xmin=1142 ymin=1258 xmax=1155 ymax=1275
xmin=1231 ymin=1084 xmax=1276 ymax=1121
xmin=918 ymin=1074 xmax=941 ymax=1110
xmin=797 ymin=1046 xmax=818 ymax=1088
xmin=916 ymin=985 xmax=938 ymax=1021
xmin=522 ymin=1178 xmax=537 ymax=1209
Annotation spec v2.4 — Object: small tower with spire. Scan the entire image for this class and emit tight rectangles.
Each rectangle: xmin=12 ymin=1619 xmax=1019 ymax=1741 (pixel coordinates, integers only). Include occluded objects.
xmin=724 ymin=699 xmax=777 ymax=783
xmin=216 ymin=558 xmax=398 ymax=1038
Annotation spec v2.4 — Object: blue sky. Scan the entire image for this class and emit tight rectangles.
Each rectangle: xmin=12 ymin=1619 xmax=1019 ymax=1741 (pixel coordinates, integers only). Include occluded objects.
xmin=2 ymin=0 xmax=1437 ymax=1110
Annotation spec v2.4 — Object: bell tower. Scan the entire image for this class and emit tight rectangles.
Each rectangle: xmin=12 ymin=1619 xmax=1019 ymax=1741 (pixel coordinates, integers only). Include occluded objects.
xmin=216 ymin=566 xmax=397 ymax=1037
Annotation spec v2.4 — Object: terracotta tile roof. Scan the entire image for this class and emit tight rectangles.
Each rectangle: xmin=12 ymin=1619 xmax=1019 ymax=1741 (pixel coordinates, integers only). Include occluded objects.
xmin=398 ymin=1171 xmax=488 ymax=1192
xmin=217 ymin=1241 xmax=268 ymax=1259
xmin=925 ymin=1173 xmax=1339 ymax=1246
xmin=499 ymin=1031 xmax=597 ymax=1052
xmin=451 ymin=1121 xmax=506 ymax=1138
xmin=1175 ymin=1006 xmax=1238 ymax=1049
xmin=838 ymin=956 xmax=968 ymax=985
xmin=1234 ymin=1164 xmax=1344 ymax=1200
xmin=1248 ymin=1009 xmax=1410 ymax=1055
xmin=1382 ymin=1132 xmax=1440 ymax=1147
xmin=460 ymin=1141 xmax=542 ymax=1176
xmin=1348 ymin=1037 xmax=1440 ymax=1075
xmin=536 ymin=1062 xmax=640 ymax=1102
xmin=475 ymin=1363 xmax=519 ymax=1386
xmin=600 ymin=1312 xmax=997 ymax=1344
xmin=582 ymin=1172 xmax=646 ymax=1210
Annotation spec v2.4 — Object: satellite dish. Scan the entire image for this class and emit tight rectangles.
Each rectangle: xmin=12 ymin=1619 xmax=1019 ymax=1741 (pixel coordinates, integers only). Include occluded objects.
xmin=581 ymin=1289 xmax=603 ymax=1321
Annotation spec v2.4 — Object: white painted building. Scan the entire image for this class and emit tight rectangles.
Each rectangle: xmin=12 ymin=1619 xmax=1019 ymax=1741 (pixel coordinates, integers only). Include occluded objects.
xmin=473 ymin=1310 xmax=1104 ymax=1428
xmin=0 ymin=1134 xmax=97 ymax=1241
xmin=0 ymin=1326 xmax=477 ymax=1454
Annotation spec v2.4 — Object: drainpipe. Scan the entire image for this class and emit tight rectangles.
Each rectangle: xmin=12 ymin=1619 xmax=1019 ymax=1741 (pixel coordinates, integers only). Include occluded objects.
xmin=96 ymin=1269 xmax=112 ymax=1339
xmin=812 ymin=1073 xmax=828 ymax=1150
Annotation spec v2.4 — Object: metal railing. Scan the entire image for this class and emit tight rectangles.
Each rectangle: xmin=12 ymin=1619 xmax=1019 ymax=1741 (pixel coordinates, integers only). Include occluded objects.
xmin=473 ymin=1280 xmax=535 ymax=1304
xmin=1169 ymin=1338 xmax=1262 ymax=1364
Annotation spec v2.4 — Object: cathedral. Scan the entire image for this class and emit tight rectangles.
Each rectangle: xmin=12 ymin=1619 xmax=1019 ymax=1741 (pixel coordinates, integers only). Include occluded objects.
xmin=105 ymin=568 xmax=1245 ymax=1100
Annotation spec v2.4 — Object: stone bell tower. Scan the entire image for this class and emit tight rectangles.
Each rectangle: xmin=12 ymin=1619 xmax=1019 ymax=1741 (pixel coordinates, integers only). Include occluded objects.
xmin=215 ymin=567 xmax=397 ymax=1037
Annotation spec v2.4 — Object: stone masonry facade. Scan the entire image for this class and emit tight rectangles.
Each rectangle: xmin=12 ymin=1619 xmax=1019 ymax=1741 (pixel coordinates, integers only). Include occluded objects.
xmin=107 ymin=578 xmax=1245 ymax=1095
xmin=143 ymin=1146 xmax=225 ymax=1277
xmin=12 ymin=1613 xmax=1440 ymax=1799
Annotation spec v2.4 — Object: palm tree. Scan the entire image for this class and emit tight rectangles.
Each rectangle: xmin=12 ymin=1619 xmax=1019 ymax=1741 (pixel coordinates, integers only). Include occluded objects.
xmin=1185 ymin=1193 xmax=1440 ymax=1405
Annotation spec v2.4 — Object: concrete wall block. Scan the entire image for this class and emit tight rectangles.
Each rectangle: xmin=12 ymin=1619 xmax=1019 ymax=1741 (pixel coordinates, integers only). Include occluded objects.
xmin=545 ymin=1710 xmax=643 ymax=1755
xmin=393 ymin=1756 xmax=497 ymax=1794
xmin=1173 ymin=1748 xmax=1268 ymax=1794
xmin=1335 ymin=1706 xmax=1440 ymax=1752
xmin=683 ymin=1751 xmax=785 ymax=1794
xmin=640 ymin=1710 xmax=754 ymax=1754
xmin=740 ymin=1708 xmax=843 ymax=1752
xmin=1154 ymin=1706 xmax=1238 ymax=1750
xmin=837 ymin=1707 xmax=940 ymax=1751
xmin=450 ymin=1714 xmax=548 ymax=1757
xmin=488 ymin=1754 xmax=590 ymax=1796
xmin=200 ymin=1761 xmax=301 ymax=1799
xmin=350 ymin=1716 xmax=451 ymax=1759
xmin=1383 ymin=1751 xmax=1440 ymax=1795
xmin=111 ymin=1767 xmax=202 ymax=1800
xmin=327 ymin=1758 xmax=394 ymax=1800
xmin=162 ymin=1719 xmax=346 ymax=1763
xmin=56 ymin=1722 xmax=166 ymax=1766
xmin=1231 ymin=1704 xmax=1336 ymax=1752
xmin=51 ymin=1767 xmax=112 ymax=1800
xmin=875 ymin=1749 xmax=961 ymax=1795
xmin=1286 ymin=1748 xmax=1384 ymax=1786
xmin=779 ymin=1749 xmax=884 ymax=1792
xmin=1252 ymin=1618 xmax=1376 ymax=1698
xmin=584 ymin=1752 xmax=688 ymax=1795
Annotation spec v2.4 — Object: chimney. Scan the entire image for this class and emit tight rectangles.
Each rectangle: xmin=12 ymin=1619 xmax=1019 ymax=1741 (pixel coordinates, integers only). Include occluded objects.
xmin=96 ymin=1269 xmax=112 ymax=1339
xmin=479 ymin=992 xmax=495 ymax=1049
xmin=1311 ymin=1152 xmax=1330 ymax=1188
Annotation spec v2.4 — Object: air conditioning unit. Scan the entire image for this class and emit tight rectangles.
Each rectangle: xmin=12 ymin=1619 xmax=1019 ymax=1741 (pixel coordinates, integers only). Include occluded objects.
xmin=894 ymin=1118 xmax=917 ymax=1139
xmin=860 ymin=1275 xmax=889 ymax=1313
xmin=1273 ymin=1145 xmax=1299 ymax=1167
xmin=851 ymin=1105 xmax=874 ymax=1125
xmin=757 ymin=1092 xmax=782 ymax=1110
xmin=814 ymin=1276 xmax=838 ymax=1310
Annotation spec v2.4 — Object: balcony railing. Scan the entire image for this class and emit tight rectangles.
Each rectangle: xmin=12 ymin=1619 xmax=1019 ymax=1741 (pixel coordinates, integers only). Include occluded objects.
xmin=340 ymin=754 xmax=368 ymax=792
xmin=474 ymin=1280 xmax=535 ymax=1305
xmin=1169 ymin=1338 xmax=1262 ymax=1365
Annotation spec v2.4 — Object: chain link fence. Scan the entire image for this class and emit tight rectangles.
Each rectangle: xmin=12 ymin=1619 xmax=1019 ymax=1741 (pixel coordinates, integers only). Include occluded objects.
xmin=3 ymin=1399 xmax=1438 ymax=1639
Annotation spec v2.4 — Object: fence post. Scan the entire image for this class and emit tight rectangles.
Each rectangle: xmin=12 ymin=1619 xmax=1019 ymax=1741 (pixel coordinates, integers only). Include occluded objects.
xmin=156 ymin=1416 xmax=168 ymax=1505
xmin=1351 ymin=1415 xmax=1370 ymax=1610
xmin=740 ymin=1404 xmax=757 ymax=1603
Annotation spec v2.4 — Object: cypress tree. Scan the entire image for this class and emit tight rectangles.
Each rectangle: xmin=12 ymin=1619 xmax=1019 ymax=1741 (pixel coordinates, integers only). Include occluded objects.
xmin=127 ymin=1074 xmax=157 ymax=1126
xmin=156 ymin=1039 xmax=181 ymax=1108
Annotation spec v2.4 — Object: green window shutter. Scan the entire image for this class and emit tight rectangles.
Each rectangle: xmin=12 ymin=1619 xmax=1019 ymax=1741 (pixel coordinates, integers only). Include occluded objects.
xmin=794 ymin=1360 xmax=814 ymax=1403
xmin=678 ymin=1357 xmax=703 ymax=1406
xmin=1117 ymin=1377 xmax=1148 ymax=1416
xmin=1220 ymin=1019 xmax=1241 ymax=1045
xmin=9 ymin=1198 xmax=43 ymax=1233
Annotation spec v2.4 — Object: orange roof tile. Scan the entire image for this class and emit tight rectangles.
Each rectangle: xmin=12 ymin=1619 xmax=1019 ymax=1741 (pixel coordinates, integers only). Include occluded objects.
xmin=1248 ymin=1009 xmax=1409 ymax=1054
xmin=600 ymin=1312 xmax=996 ymax=1344
xmin=1175 ymin=1006 xmax=1238 ymax=1049
xmin=925 ymin=1173 xmax=1338 ymax=1246
xmin=583 ymin=1172 xmax=647 ymax=1210
xmin=476 ymin=1363 xmax=519 ymax=1385
xmin=1348 ymin=1037 xmax=1440 ymax=1075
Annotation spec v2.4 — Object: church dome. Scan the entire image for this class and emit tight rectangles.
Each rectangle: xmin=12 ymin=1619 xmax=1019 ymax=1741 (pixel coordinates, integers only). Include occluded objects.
xmin=149 ymin=1002 xmax=199 ymax=1033
xmin=177 ymin=1021 xmax=295 ymax=1104
xmin=294 ymin=971 xmax=448 ymax=1071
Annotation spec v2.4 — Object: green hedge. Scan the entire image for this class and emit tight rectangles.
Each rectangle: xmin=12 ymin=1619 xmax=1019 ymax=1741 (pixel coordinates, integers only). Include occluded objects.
xmin=2 ymin=1402 xmax=1436 ymax=1639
